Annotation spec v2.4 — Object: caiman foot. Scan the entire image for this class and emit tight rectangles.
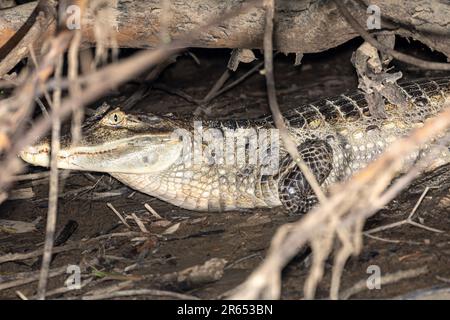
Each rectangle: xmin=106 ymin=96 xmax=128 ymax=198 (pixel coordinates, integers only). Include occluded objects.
xmin=278 ymin=139 xmax=333 ymax=215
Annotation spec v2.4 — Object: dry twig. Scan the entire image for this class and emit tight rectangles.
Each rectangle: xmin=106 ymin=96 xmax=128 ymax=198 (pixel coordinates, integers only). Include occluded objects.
xmin=340 ymin=266 xmax=428 ymax=300
xmin=106 ymin=203 xmax=131 ymax=229
xmin=37 ymin=52 xmax=63 ymax=300
xmin=364 ymin=187 xmax=444 ymax=235
xmin=0 ymin=266 xmax=66 ymax=292
xmin=82 ymin=288 xmax=199 ymax=300
xmin=0 ymin=232 xmax=140 ymax=264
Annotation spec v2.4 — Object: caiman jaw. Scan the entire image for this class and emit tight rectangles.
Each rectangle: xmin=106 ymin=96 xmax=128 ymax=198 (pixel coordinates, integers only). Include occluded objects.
xmin=19 ymin=140 xmax=120 ymax=169
xmin=20 ymin=135 xmax=183 ymax=174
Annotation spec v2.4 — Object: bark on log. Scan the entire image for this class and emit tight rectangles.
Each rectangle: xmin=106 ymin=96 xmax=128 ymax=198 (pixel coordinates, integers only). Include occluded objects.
xmin=0 ymin=0 xmax=449 ymax=57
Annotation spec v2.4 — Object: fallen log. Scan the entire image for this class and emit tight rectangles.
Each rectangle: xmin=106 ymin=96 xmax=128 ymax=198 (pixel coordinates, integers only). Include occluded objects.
xmin=1 ymin=0 xmax=449 ymax=57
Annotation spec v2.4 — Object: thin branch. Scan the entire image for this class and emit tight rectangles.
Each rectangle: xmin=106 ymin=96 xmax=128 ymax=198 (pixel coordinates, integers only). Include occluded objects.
xmin=340 ymin=266 xmax=428 ymax=299
xmin=207 ymin=60 xmax=265 ymax=102
xmin=28 ymin=43 xmax=53 ymax=111
xmin=0 ymin=266 xmax=66 ymax=292
xmin=0 ymin=232 xmax=140 ymax=264
xmin=12 ymin=171 xmax=50 ymax=181
xmin=262 ymin=0 xmax=326 ymax=204
xmin=68 ymin=30 xmax=83 ymax=145
xmin=107 ymin=202 xmax=131 ymax=229
xmin=82 ymin=289 xmax=200 ymax=300
xmin=37 ymin=52 xmax=63 ymax=300
xmin=364 ymin=187 xmax=444 ymax=235
xmin=203 ymin=69 xmax=231 ymax=103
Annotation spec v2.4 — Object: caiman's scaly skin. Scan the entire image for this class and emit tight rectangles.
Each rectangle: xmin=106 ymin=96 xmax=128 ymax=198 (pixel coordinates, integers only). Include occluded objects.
xmin=20 ymin=78 xmax=450 ymax=214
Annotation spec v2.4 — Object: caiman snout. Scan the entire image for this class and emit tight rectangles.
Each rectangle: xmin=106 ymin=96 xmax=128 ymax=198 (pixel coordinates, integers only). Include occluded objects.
xmin=19 ymin=108 xmax=184 ymax=174
xmin=19 ymin=140 xmax=51 ymax=167
xmin=20 ymin=135 xmax=183 ymax=174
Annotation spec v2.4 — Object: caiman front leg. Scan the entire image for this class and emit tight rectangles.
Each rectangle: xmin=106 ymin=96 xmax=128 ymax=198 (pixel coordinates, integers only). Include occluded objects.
xmin=278 ymin=139 xmax=333 ymax=215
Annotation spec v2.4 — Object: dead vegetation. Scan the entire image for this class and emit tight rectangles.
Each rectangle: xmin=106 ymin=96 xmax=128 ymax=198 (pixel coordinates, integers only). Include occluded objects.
xmin=0 ymin=0 xmax=450 ymax=300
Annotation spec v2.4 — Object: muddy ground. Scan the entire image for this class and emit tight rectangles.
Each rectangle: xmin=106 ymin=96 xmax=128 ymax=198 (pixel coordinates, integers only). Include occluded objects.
xmin=1 ymin=39 xmax=450 ymax=299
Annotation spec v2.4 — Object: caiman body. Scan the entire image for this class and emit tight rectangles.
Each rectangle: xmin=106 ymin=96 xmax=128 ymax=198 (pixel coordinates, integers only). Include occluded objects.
xmin=20 ymin=78 xmax=450 ymax=214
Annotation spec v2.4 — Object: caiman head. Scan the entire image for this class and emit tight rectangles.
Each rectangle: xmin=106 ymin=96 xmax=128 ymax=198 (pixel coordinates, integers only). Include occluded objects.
xmin=20 ymin=108 xmax=185 ymax=174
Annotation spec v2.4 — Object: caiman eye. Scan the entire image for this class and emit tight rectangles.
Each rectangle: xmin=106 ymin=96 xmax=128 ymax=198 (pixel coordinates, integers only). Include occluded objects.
xmin=107 ymin=111 xmax=125 ymax=126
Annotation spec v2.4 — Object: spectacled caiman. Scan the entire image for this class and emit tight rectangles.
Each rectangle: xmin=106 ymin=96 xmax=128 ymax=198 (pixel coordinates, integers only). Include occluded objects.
xmin=20 ymin=77 xmax=450 ymax=214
